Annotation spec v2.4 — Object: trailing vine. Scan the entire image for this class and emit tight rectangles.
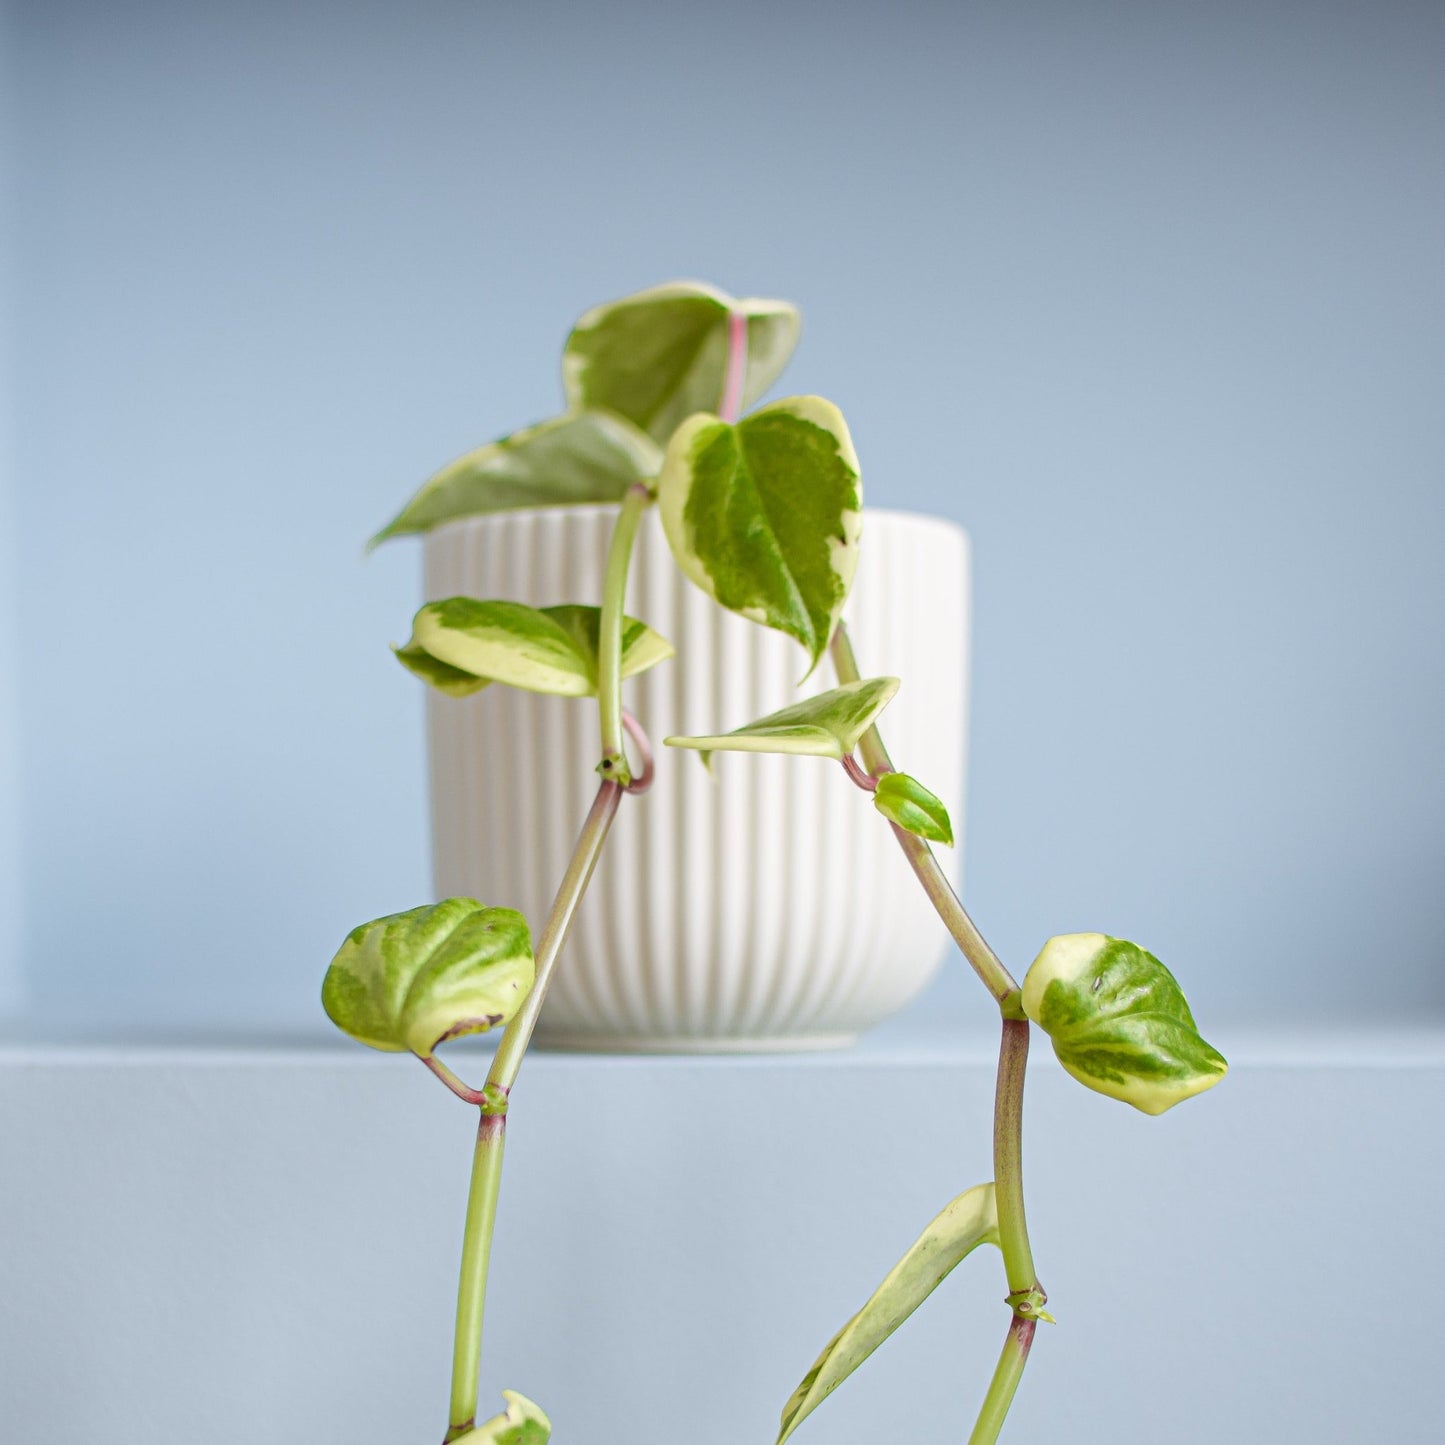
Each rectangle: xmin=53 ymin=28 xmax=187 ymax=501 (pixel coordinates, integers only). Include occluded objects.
xmin=323 ymin=281 xmax=1226 ymax=1443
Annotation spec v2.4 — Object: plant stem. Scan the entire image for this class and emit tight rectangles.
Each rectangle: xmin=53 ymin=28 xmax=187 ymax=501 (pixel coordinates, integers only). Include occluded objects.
xmin=829 ymin=619 xmax=1045 ymax=1440
xmin=423 ymin=1052 xmax=487 ymax=1106
xmin=840 ymin=752 xmax=878 ymax=791
xmin=445 ymin=1112 xmax=507 ymax=1442
xmin=966 ymin=1317 xmax=1037 ymax=1445
xmin=597 ymin=482 xmax=652 ymax=779
xmin=436 ymin=486 xmax=652 ymax=1442
xmin=488 ymin=780 xmax=623 ymax=1094
xmin=826 ymin=623 xmax=1021 ymax=1012
xmin=620 ymin=707 xmax=656 ymax=795
xmin=959 ymin=1020 xmax=1043 ymax=1445
xmin=891 ymin=828 xmax=1022 ymax=1012
xmin=720 ymin=308 xmax=748 ymax=423
xmin=437 ymin=780 xmax=624 ymax=1442
xmin=993 ymin=1019 xmax=1036 ymax=1297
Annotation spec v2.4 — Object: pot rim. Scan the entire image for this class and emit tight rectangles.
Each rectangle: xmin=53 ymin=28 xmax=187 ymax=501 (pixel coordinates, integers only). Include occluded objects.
xmin=422 ymin=502 xmax=969 ymax=542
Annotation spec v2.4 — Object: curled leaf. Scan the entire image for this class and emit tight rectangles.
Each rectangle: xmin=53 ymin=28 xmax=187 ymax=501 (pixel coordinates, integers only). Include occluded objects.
xmin=393 ymin=639 xmax=490 ymax=698
xmin=322 ymin=899 xmax=534 ymax=1056
xmin=396 ymin=600 xmax=673 ymax=698
xmin=371 ymin=410 xmax=661 ymax=546
xmin=452 ymin=1390 xmax=552 ymax=1445
xmin=1022 ymin=933 xmax=1228 ymax=1115
xmin=563 ymin=279 xmax=800 ymax=443
xmin=665 ymin=678 xmax=899 ymax=763
xmin=777 ymin=1183 xmax=999 ymax=1444
xmin=872 ymin=772 xmax=954 ymax=847
xmin=657 ymin=397 xmax=862 ymax=675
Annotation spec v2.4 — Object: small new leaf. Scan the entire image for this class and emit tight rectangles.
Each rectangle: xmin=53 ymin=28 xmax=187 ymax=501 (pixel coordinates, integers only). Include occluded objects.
xmin=873 ymin=772 xmax=954 ymax=846
xmin=452 ymin=1390 xmax=551 ymax=1445
xmin=657 ymin=397 xmax=862 ymax=675
xmin=777 ymin=1183 xmax=999 ymax=1445
xmin=665 ymin=678 xmax=899 ymax=762
xmin=563 ymin=280 xmax=800 ymax=443
xmin=371 ymin=410 xmax=661 ymax=545
xmin=396 ymin=599 xmax=673 ymax=698
xmin=1022 ymin=933 xmax=1228 ymax=1115
xmin=322 ymin=899 xmax=534 ymax=1056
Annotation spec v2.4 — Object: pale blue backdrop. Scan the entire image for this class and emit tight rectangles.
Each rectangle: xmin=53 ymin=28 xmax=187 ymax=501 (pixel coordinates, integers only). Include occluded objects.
xmin=2 ymin=0 xmax=1442 ymax=1032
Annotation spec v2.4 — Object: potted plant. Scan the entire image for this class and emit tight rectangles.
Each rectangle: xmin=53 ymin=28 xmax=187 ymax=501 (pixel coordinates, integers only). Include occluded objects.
xmin=322 ymin=280 xmax=1226 ymax=1443
xmin=376 ymin=282 xmax=970 ymax=1050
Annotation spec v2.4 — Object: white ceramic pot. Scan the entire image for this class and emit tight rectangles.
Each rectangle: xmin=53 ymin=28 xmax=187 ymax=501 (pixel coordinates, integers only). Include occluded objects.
xmin=422 ymin=505 xmax=969 ymax=1051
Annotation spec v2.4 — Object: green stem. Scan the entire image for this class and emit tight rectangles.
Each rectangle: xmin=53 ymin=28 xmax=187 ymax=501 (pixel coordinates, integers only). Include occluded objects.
xmin=445 ymin=1112 xmax=507 ymax=1442
xmin=890 ymin=828 xmax=1022 ymax=1012
xmin=993 ymin=1018 xmax=1036 ymax=1296
xmin=597 ymin=482 xmax=652 ymax=780
xmin=966 ymin=1317 xmax=1037 ymax=1445
xmin=437 ymin=777 xmax=624 ymax=1442
xmin=827 ymin=623 xmax=1021 ymax=1012
xmin=958 ymin=1022 xmax=1043 ymax=1445
xmin=487 ymin=778 xmax=623 ymax=1094
xmin=434 ymin=490 xmax=651 ymax=1441
xmin=829 ymin=618 xmax=1045 ymax=1440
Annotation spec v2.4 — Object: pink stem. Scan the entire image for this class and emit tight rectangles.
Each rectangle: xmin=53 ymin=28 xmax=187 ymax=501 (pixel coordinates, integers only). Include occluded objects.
xmin=621 ymin=708 xmax=656 ymax=795
xmin=841 ymin=752 xmax=880 ymax=792
xmin=720 ymin=309 xmax=748 ymax=422
xmin=422 ymin=1053 xmax=487 ymax=1106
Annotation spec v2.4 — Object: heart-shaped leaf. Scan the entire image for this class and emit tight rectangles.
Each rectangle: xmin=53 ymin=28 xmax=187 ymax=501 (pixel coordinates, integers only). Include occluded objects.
xmin=396 ymin=600 xmax=674 ymax=698
xmin=872 ymin=772 xmax=954 ymax=846
xmin=322 ymin=899 xmax=534 ymax=1056
xmin=657 ymin=397 xmax=862 ymax=675
xmin=371 ymin=410 xmax=661 ymax=546
xmin=777 ymin=1183 xmax=999 ymax=1445
xmin=452 ymin=1391 xmax=551 ymax=1445
xmin=1022 ymin=933 xmax=1228 ymax=1116
xmin=665 ymin=677 xmax=899 ymax=763
xmin=563 ymin=280 xmax=800 ymax=443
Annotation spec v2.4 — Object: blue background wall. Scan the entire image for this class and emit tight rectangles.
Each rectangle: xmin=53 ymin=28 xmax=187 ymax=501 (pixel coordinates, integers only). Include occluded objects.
xmin=3 ymin=0 xmax=1442 ymax=1033
xmin=1 ymin=0 xmax=24 ymax=1015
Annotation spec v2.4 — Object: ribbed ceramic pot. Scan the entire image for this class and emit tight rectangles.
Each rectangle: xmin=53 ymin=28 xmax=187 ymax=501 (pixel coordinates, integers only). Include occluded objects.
xmin=422 ymin=505 xmax=970 ymax=1051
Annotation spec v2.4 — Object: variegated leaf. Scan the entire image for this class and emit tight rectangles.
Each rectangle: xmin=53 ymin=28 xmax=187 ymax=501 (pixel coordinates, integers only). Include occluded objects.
xmin=452 ymin=1391 xmax=552 ymax=1445
xmin=393 ymin=638 xmax=490 ymax=698
xmin=322 ymin=899 xmax=534 ymax=1056
xmin=1022 ymin=934 xmax=1228 ymax=1115
xmin=371 ymin=410 xmax=660 ymax=546
xmin=873 ymin=772 xmax=954 ymax=847
xmin=665 ymin=678 xmax=899 ymax=762
xmin=657 ymin=396 xmax=862 ymax=674
xmin=563 ymin=279 xmax=799 ymax=443
xmin=396 ymin=600 xmax=673 ymax=698
xmin=777 ymin=1184 xmax=999 ymax=1444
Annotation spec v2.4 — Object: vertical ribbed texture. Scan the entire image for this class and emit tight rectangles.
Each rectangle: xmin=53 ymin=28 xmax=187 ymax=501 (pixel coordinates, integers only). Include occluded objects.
xmin=423 ymin=506 xmax=970 ymax=1051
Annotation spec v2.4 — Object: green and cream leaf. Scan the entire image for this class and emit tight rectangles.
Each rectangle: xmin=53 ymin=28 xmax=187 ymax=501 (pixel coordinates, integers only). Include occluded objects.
xmin=397 ymin=599 xmax=673 ymax=698
xmin=393 ymin=639 xmax=491 ymax=698
xmin=665 ymin=678 xmax=899 ymax=761
xmin=563 ymin=279 xmax=800 ymax=443
xmin=371 ymin=410 xmax=661 ymax=545
xmin=540 ymin=603 xmax=674 ymax=685
xmin=322 ymin=899 xmax=534 ymax=1057
xmin=657 ymin=397 xmax=862 ymax=673
xmin=873 ymin=772 xmax=954 ymax=846
xmin=777 ymin=1183 xmax=999 ymax=1445
xmin=1022 ymin=934 xmax=1228 ymax=1115
xmin=452 ymin=1390 xmax=552 ymax=1445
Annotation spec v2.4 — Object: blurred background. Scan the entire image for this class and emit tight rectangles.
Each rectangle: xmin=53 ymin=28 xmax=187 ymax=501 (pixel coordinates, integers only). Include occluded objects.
xmin=1 ymin=0 xmax=1441 ymax=1035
